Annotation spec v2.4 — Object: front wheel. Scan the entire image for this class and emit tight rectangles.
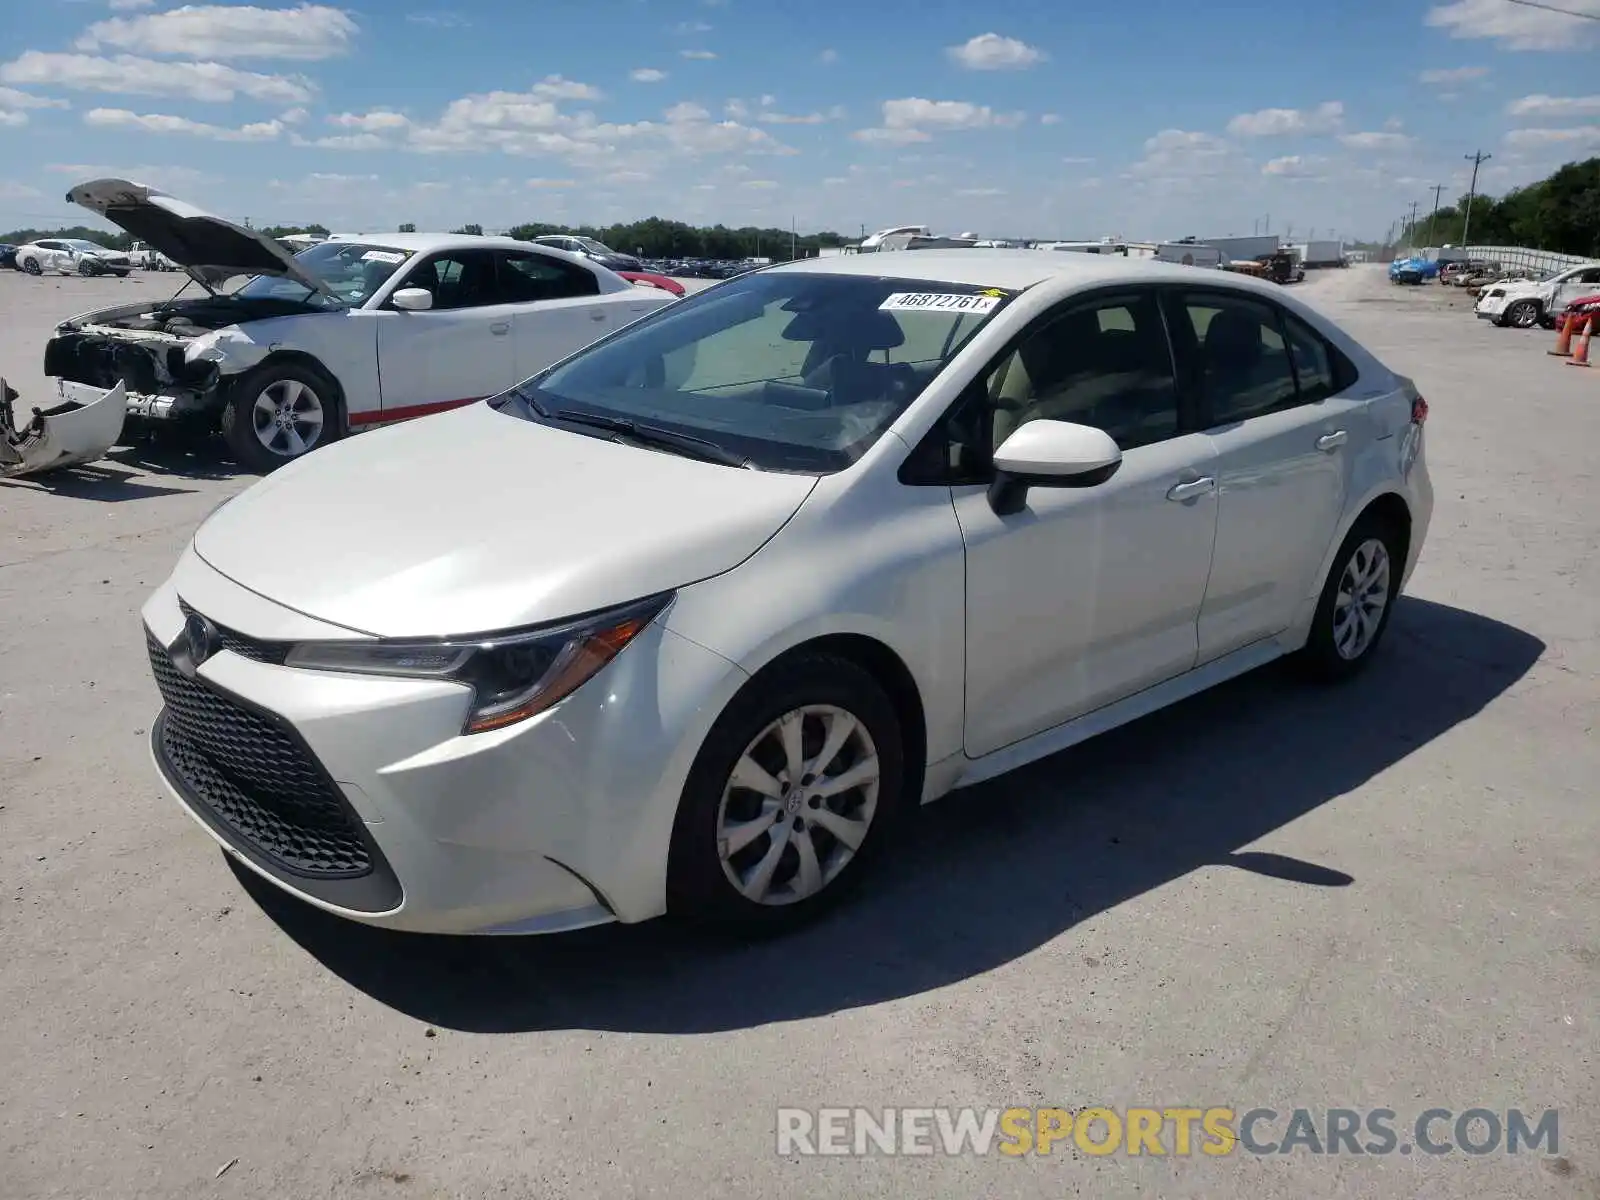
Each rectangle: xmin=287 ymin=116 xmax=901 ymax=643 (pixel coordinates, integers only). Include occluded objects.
xmin=219 ymin=361 xmax=341 ymax=473
xmin=667 ymin=654 xmax=906 ymax=933
xmin=1504 ymin=300 xmax=1540 ymax=329
xmin=77 ymin=259 xmax=97 ymax=277
xmin=1298 ymin=514 xmax=1404 ymax=681
xmin=21 ymin=257 xmax=41 ymax=276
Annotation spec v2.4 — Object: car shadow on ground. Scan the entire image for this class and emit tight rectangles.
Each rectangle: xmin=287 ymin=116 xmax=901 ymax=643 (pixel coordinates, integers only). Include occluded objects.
xmin=0 ymin=461 xmax=195 ymax=500
xmin=106 ymin=433 xmax=252 ymax=482
xmin=236 ymin=596 xmax=1544 ymax=1033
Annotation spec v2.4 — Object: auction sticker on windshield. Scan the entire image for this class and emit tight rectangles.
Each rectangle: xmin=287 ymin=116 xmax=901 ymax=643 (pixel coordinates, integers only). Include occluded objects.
xmin=361 ymin=250 xmax=408 ymax=264
xmin=879 ymin=292 xmax=1002 ymax=314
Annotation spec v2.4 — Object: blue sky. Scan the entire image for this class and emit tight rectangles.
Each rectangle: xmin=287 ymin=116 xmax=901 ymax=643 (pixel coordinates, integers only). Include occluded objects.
xmin=1 ymin=0 xmax=1597 ymax=242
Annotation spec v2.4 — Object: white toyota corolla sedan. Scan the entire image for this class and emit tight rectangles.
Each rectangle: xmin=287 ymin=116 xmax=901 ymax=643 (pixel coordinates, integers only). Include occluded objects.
xmin=141 ymin=250 xmax=1433 ymax=935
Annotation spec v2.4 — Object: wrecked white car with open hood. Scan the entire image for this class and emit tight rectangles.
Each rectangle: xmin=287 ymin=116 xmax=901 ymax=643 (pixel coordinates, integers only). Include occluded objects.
xmin=44 ymin=179 xmax=675 ymax=472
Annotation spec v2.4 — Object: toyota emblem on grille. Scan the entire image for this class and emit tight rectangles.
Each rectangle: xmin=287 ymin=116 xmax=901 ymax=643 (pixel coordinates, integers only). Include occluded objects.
xmin=179 ymin=611 xmax=220 ymax=675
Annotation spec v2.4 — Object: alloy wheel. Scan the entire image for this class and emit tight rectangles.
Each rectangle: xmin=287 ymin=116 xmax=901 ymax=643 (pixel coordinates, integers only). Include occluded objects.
xmin=1332 ymin=538 xmax=1391 ymax=661
xmin=250 ymin=379 xmax=325 ymax=458
xmin=716 ymin=704 xmax=880 ymax=906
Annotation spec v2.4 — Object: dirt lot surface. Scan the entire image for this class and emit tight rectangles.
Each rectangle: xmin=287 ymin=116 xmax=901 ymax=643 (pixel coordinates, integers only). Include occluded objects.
xmin=2 ymin=265 xmax=1596 ymax=1199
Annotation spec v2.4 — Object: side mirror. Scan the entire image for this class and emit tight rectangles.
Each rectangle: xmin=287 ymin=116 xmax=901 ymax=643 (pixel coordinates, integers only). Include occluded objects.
xmin=988 ymin=420 xmax=1122 ymax=515
xmin=391 ymin=287 xmax=434 ymax=312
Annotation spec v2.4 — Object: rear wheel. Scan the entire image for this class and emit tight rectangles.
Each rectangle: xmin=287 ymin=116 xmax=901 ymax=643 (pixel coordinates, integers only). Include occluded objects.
xmin=1298 ymin=513 xmax=1404 ymax=681
xmin=667 ymin=654 xmax=906 ymax=933
xmin=219 ymin=361 xmax=341 ymax=473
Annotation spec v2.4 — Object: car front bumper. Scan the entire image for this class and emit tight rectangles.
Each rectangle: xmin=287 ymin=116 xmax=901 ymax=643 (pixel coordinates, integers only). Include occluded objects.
xmin=140 ymin=550 xmax=747 ymax=933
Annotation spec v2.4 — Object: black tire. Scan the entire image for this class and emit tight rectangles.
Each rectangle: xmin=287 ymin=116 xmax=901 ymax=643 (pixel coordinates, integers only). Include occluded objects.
xmin=667 ymin=652 xmax=907 ymax=934
xmin=1504 ymin=299 xmax=1540 ymax=329
xmin=22 ymin=257 xmax=41 ymax=276
xmin=77 ymin=259 xmax=97 ymax=277
xmin=1297 ymin=512 xmax=1404 ymax=682
xmin=219 ymin=360 xmax=342 ymax=473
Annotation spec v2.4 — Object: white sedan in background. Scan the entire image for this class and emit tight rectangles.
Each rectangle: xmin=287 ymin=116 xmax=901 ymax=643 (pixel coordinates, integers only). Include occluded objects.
xmin=14 ymin=238 xmax=133 ymax=277
xmin=139 ymin=249 xmax=1433 ymax=937
xmin=43 ymin=179 xmax=676 ymax=471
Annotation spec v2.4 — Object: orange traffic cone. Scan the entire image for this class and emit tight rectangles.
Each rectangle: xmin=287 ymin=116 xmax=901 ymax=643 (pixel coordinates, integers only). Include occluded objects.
xmin=1548 ymin=312 xmax=1578 ymax=356
xmin=1568 ymin=317 xmax=1593 ymax=368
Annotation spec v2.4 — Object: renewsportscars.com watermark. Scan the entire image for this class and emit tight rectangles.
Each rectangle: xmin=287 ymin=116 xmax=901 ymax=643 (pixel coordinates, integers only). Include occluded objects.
xmin=776 ymin=1107 xmax=1560 ymax=1158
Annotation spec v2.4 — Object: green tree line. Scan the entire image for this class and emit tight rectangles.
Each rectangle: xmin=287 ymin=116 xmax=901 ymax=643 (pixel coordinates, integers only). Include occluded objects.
xmin=502 ymin=216 xmax=849 ymax=260
xmin=1399 ymin=156 xmax=1600 ymax=256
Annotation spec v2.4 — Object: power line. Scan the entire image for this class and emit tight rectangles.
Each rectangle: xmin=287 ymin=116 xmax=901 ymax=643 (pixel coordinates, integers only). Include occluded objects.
xmin=1462 ymin=150 xmax=1492 ymax=247
xmin=1504 ymin=0 xmax=1600 ymax=20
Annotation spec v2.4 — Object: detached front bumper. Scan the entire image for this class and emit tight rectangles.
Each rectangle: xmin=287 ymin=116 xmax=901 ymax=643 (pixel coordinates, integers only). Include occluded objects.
xmin=139 ymin=552 xmax=747 ymax=934
xmin=1 ymin=378 xmax=126 ymax=478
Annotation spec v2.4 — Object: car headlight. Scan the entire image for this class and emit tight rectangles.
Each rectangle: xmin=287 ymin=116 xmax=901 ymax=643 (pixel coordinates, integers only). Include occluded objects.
xmin=283 ymin=592 xmax=673 ymax=734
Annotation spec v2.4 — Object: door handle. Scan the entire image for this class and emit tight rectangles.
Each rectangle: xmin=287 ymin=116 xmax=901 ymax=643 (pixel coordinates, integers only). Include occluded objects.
xmin=1166 ymin=476 xmax=1217 ymax=502
xmin=1316 ymin=430 xmax=1348 ymax=452
xmin=490 ymin=322 xmax=510 ymax=335
xmin=589 ymin=311 xmax=608 ymax=322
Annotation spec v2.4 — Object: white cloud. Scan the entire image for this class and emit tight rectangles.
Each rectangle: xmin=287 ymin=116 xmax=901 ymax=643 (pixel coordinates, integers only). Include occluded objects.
xmin=853 ymin=96 xmax=1027 ymax=142
xmin=1338 ymin=130 xmax=1416 ymax=150
xmin=1420 ymin=65 xmax=1489 ymax=83
xmin=406 ymin=11 xmax=470 ymax=27
xmin=1226 ymin=101 xmax=1343 ymax=137
xmin=1507 ymin=93 xmax=1600 ymax=118
xmin=0 ymin=85 xmax=70 ymax=110
xmin=108 ymin=0 xmax=157 ymax=10
xmin=1062 ymin=155 xmax=1094 ymax=164
xmin=84 ymin=106 xmax=283 ymax=141
xmin=680 ymin=50 xmax=717 ymax=60
xmin=1126 ymin=129 xmax=1244 ymax=182
xmin=76 ymin=3 xmax=359 ymax=61
xmin=957 ymin=186 xmax=1005 ymax=196
xmin=818 ymin=48 xmax=838 ymax=64
xmin=294 ymin=131 xmax=390 ymax=150
xmin=0 ymin=111 xmax=27 ymax=128
xmin=945 ymin=32 xmax=1046 ymax=70
xmin=1040 ymin=113 xmax=1062 ymax=125
xmin=741 ymin=179 xmax=778 ymax=189
xmin=1262 ymin=154 xmax=1331 ymax=179
xmin=328 ymin=109 xmax=409 ymax=132
xmin=630 ymin=68 xmax=667 ymax=82
xmin=1504 ymin=125 xmax=1600 ymax=147
xmin=0 ymin=51 xmax=314 ymax=103
xmin=531 ymin=74 xmax=603 ymax=101
xmin=527 ymin=178 xmax=576 ymax=188
xmin=279 ymin=106 xmax=308 ymax=124
xmin=674 ymin=20 xmax=712 ymax=34
xmin=664 ymin=101 xmax=711 ymax=123
xmin=1425 ymin=0 xmax=1599 ymax=50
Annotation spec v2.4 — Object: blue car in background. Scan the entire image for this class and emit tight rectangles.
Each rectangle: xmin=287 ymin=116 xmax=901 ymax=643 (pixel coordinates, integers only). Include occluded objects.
xmin=1389 ymin=255 xmax=1439 ymax=285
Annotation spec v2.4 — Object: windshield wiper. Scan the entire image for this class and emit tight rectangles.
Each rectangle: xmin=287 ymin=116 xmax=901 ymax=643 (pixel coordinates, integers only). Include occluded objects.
xmin=551 ymin=409 xmax=752 ymax=468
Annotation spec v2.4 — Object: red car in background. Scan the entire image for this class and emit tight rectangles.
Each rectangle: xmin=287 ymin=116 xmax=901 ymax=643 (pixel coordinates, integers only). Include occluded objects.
xmin=616 ymin=271 xmax=686 ymax=298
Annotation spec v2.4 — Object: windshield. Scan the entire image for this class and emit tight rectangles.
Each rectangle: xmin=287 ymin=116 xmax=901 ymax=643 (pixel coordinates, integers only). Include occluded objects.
xmin=575 ymin=237 xmax=615 ymax=254
xmin=233 ymin=241 xmax=414 ymax=308
xmin=500 ymin=270 xmax=1012 ymax=472
xmin=65 ymin=240 xmax=109 ymax=253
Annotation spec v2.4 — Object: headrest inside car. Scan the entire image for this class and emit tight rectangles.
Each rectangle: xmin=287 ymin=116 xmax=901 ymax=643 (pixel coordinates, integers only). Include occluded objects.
xmin=781 ymin=309 xmax=906 ymax=350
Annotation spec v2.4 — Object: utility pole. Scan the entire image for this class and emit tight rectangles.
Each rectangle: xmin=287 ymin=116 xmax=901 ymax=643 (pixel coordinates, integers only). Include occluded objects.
xmin=790 ymin=215 xmax=796 ymax=260
xmin=1462 ymin=150 xmax=1491 ymax=247
xmin=1407 ymin=200 xmax=1420 ymax=242
xmin=1424 ymin=183 xmax=1445 ymax=248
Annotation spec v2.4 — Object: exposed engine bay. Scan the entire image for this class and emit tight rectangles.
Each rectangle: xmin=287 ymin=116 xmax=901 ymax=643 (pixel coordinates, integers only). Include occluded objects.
xmin=44 ymin=294 xmax=322 ymax=421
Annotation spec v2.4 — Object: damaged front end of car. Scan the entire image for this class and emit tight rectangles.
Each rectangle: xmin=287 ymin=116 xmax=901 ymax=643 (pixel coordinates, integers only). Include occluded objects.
xmin=43 ymin=295 xmax=318 ymax=429
xmin=1 ymin=375 xmax=127 ymax=479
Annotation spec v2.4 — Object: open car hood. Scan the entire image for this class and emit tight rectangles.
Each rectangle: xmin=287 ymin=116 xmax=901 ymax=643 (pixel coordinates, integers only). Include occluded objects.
xmin=65 ymin=178 xmax=339 ymax=302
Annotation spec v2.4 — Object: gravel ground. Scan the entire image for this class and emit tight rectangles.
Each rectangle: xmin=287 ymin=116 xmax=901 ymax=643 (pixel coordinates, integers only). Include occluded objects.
xmin=1 ymin=264 xmax=1596 ymax=1199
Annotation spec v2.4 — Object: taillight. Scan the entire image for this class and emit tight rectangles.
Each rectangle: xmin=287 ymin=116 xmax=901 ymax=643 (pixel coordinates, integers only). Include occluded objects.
xmin=1411 ymin=396 xmax=1428 ymax=425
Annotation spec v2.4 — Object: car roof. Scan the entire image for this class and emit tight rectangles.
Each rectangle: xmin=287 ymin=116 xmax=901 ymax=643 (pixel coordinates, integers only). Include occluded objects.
xmin=323 ymin=232 xmax=566 ymax=255
xmin=769 ymin=248 xmax=1289 ymax=299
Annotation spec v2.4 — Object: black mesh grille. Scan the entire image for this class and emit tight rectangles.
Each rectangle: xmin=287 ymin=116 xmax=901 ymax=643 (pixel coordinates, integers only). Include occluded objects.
xmin=178 ymin=599 xmax=289 ymax=665
xmin=147 ymin=629 xmax=372 ymax=878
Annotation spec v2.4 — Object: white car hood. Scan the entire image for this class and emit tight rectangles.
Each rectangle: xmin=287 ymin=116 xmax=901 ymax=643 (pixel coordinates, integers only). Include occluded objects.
xmin=66 ymin=177 xmax=336 ymax=300
xmin=192 ymin=402 xmax=818 ymax=637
